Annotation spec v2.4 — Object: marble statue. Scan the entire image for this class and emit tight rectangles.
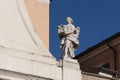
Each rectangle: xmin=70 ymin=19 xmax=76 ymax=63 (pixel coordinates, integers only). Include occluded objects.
xmin=58 ymin=17 xmax=80 ymax=59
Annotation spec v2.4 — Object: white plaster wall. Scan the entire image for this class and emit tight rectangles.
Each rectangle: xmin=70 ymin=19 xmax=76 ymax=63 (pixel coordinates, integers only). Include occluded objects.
xmin=0 ymin=0 xmax=52 ymax=57
xmin=0 ymin=0 xmax=35 ymax=46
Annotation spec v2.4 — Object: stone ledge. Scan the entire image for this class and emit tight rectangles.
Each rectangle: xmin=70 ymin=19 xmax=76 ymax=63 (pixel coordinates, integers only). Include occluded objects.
xmin=0 ymin=48 xmax=56 ymax=65
xmin=0 ymin=49 xmax=62 ymax=80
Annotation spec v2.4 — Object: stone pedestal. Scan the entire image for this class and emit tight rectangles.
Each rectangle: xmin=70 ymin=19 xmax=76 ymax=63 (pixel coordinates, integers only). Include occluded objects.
xmin=62 ymin=59 xmax=81 ymax=80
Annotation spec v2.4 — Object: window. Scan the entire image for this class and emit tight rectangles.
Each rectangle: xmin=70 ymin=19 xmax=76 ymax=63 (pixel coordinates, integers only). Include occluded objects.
xmin=102 ymin=63 xmax=110 ymax=69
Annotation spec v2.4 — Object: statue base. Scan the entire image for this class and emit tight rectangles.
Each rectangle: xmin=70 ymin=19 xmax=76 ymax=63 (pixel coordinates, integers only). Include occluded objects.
xmin=61 ymin=58 xmax=81 ymax=80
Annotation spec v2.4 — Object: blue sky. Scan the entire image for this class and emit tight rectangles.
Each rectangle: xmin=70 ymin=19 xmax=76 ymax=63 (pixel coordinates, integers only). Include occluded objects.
xmin=50 ymin=0 xmax=120 ymax=59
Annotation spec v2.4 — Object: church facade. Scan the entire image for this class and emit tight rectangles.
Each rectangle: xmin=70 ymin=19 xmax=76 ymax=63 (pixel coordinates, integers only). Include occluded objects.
xmin=0 ymin=0 xmax=81 ymax=80
xmin=0 ymin=0 xmax=119 ymax=80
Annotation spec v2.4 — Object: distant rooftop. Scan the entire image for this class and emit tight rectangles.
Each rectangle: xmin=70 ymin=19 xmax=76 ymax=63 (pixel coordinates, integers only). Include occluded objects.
xmin=75 ymin=32 xmax=120 ymax=59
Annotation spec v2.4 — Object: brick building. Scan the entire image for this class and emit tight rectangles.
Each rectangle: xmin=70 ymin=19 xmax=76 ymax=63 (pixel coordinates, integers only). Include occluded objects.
xmin=75 ymin=32 xmax=120 ymax=80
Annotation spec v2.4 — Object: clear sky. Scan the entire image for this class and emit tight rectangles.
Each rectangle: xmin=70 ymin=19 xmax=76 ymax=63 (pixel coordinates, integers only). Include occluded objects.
xmin=50 ymin=0 xmax=120 ymax=59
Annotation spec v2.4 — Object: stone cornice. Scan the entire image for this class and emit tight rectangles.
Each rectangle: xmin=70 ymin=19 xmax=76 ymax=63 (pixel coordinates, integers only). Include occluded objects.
xmin=37 ymin=0 xmax=49 ymax=3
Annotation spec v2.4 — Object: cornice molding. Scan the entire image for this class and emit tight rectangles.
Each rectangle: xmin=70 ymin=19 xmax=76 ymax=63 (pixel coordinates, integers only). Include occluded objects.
xmin=36 ymin=0 xmax=49 ymax=3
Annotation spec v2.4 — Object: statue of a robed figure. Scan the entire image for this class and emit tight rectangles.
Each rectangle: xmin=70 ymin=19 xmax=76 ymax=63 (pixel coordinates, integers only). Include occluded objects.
xmin=58 ymin=17 xmax=80 ymax=60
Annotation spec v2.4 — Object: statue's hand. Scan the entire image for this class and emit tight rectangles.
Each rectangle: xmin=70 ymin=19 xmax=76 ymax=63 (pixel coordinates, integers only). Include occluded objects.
xmin=58 ymin=26 xmax=61 ymax=28
xmin=58 ymin=24 xmax=64 ymax=28
xmin=74 ymin=30 xmax=77 ymax=34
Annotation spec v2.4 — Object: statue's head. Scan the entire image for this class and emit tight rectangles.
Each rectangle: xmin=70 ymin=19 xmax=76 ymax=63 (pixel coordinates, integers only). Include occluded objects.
xmin=66 ymin=17 xmax=73 ymax=24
